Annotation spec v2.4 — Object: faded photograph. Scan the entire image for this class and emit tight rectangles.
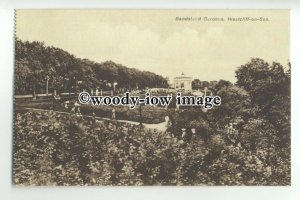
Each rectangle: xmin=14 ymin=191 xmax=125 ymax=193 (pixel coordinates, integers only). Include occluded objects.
xmin=13 ymin=10 xmax=290 ymax=186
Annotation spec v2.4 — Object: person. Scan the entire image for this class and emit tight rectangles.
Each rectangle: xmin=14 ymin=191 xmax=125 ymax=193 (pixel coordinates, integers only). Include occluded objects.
xmin=190 ymin=128 xmax=197 ymax=144
xmin=70 ymin=107 xmax=76 ymax=115
xmin=91 ymin=112 xmax=96 ymax=124
xmin=175 ymin=104 xmax=180 ymax=112
xmin=76 ymin=107 xmax=82 ymax=116
xmin=74 ymin=101 xmax=80 ymax=111
xmin=165 ymin=115 xmax=170 ymax=128
xmin=76 ymin=107 xmax=84 ymax=122
xmin=181 ymin=128 xmax=187 ymax=141
xmin=64 ymin=101 xmax=69 ymax=110
xmin=111 ymin=108 xmax=116 ymax=121
xmin=69 ymin=107 xmax=76 ymax=123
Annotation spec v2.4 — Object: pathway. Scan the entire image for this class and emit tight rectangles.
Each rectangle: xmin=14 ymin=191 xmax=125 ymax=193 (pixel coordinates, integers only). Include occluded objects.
xmin=22 ymin=107 xmax=168 ymax=132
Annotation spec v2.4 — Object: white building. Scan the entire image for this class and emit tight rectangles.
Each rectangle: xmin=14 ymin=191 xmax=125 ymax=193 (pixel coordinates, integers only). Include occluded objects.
xmin=174 ymin=73 xmax=193 ymax=91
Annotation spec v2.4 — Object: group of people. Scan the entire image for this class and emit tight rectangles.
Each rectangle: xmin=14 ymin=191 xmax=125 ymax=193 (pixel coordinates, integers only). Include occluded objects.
xmin=67 ymin=101 xmax=84 ymax=122
xmin=64 ymin=100 xmax=117 ymax=122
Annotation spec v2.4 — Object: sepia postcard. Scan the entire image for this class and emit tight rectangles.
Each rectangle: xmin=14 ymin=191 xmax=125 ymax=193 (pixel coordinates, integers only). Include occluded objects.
xmin=13 ymin=9 xmax=290 ymax=186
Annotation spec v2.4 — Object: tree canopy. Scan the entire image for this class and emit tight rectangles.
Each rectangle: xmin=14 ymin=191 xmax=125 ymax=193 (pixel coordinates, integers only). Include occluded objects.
xmin=15 ymin=39 xmax=168 ymax=95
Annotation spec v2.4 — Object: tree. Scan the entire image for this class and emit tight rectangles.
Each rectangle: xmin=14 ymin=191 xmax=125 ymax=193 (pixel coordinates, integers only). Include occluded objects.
xmin=14 ymin=39 xmax=169 ymax=95
xmin=235 ymin=58 xmax=290 ymax=146
xmin=192 ymin=79 xmax=202 ymax=90
xmin=235 ymin=58 xmax=289 ymax=113
xmin=212 ymin=79 xmax=232 ymax=93
xmin=15 ymin=60 xmax=31 ymax=94
xmin=208 ymin=85 xmax=252 ymax=128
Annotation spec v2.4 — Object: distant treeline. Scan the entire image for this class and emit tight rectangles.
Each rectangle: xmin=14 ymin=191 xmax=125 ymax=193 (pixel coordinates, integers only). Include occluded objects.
xmin=15 ymin=38 xmax=168 ymax=95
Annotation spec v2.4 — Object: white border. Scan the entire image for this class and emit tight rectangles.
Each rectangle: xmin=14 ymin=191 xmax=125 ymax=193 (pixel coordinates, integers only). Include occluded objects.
xmin=0 ymin=1 xmax=299 ymax=200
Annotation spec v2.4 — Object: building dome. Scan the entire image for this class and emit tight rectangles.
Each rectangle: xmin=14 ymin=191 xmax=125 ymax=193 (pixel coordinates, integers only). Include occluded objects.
xmin=174 ymin=72 xmax=193 ymax=91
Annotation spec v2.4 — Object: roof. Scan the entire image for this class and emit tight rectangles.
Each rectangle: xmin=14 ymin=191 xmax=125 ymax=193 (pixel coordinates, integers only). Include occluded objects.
xmin=174 ymin=72 xmax=193 ymax=80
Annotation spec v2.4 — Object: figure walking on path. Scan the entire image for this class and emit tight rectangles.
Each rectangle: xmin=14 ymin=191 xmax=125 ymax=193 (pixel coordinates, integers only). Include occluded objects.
xmin=111 ymin=108 xmax=116 ymax=121
xmin=92 ymin=112 xmax=96 ymax=124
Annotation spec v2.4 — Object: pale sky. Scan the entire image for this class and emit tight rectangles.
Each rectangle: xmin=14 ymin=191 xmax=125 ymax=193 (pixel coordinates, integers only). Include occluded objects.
xmin=16 ymin=10 xmax=290 ymax=82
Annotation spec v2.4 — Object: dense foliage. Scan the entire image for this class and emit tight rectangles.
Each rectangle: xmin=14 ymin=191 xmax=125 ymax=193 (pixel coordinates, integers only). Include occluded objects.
xmin=14 ymin=106 xmax=289 ymax=186
xmin=13 ymin=110 xmax=206 ymax=185
xmin=15 ymin=39 xmax=168 ymax=95
xmin=169 ymin=58 xmax=291 ymax=185
xmin=13 ymin=54 xmax=290 ymax=185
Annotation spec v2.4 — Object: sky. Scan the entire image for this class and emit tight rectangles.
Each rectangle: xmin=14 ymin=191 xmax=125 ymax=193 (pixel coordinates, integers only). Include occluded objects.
xmin=16 ymin=10 xmax=290 ymax=83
